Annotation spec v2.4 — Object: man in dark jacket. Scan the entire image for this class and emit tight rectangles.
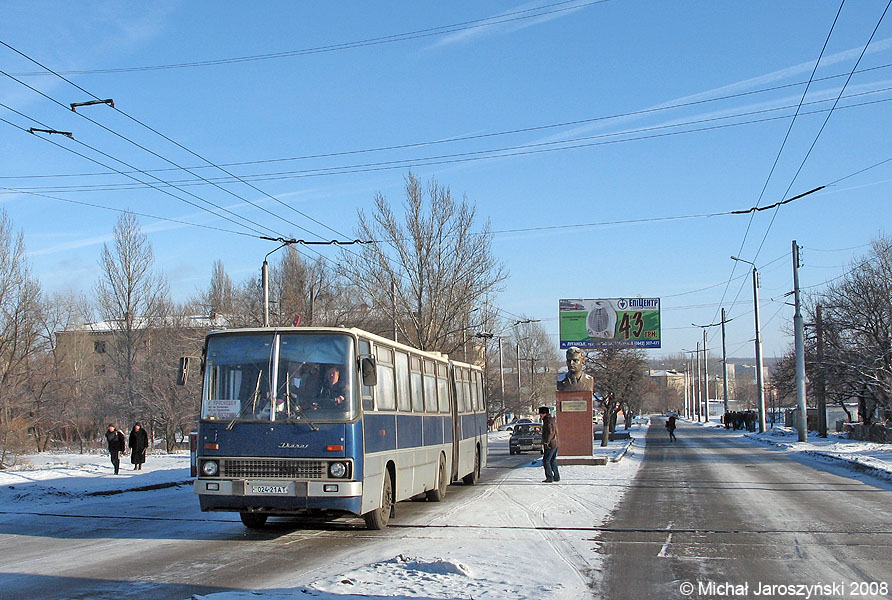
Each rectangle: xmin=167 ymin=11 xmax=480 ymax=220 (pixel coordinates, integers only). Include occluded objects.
xmin=105 ymin=424 xmax=126 ymax=475
xmin=315 ymin=366 xmax=347 ymax=410
xmin=539 ymin=406 xmax=560 ymax=483
xmin=128 ymin=422 xmax=149 ymax=471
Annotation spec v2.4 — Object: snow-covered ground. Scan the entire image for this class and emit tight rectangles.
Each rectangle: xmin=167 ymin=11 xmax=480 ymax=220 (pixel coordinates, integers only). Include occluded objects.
xmin=0 ymin=431 xmax=642 ymax=599
xmin=687 ymin=417 xmax=892 ymax=480
xmin=2 ymin=424 xmax=890 ymax=599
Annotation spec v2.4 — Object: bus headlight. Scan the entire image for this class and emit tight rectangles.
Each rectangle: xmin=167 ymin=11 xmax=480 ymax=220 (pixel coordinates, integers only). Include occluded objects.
xmin=201 ymin=460 xmax=219 ymax=477
xmin=328 ymin=462 xmax=347 ymax=478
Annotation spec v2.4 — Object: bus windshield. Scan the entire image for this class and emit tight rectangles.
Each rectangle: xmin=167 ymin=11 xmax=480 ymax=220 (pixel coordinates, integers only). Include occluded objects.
xmin=201 ymin=332 xmax=356 ymax=423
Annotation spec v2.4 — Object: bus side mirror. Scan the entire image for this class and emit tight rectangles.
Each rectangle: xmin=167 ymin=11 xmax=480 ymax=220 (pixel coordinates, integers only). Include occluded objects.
xmin=177 ymin=356 xmax=191 ymax=386
xmin=360 ymin=357 xmax=377 ymax=386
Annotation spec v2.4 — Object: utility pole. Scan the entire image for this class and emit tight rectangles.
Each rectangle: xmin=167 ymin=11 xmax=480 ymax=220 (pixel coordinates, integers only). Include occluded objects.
xmin=816 ymin=305 xmax=827 ymax=437
xmin=530 ymin=357 xmax=536 ymax=403
xmin=498 ymin=336 xmax=505 ymax=408
xmin=690 ymin=354 xmax=696 ymax=419
xmin=793 ymin=241 xmax=808 ymax=442
xmin=703 ymin=329 xmax=710 ymax=422
xmin=693 ymin=314 xmax=732 ymax=421
xmin=721 ymin=308 xmax=729 ymax=414
xmin=732 ymin=255 xmax=767 ymax=433
xmin=516 ymin=342 xmax=522 ymax=408
xmin=696 ymin=341 xmax=702 ymax=421
xmin=262 ymin=259 xmax=270 ymax=327
xmin=262 ymin=240 xmax=293 ymax=327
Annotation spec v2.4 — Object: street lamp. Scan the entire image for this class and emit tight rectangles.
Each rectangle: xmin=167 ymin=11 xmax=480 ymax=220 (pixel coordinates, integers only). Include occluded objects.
xmin=681 ymin=348 xmax=699 ymax=419
xmin=731 ymin=255 xmax=767 ymax=433
xmin=262 ymin=241 xmax=295 ymax=327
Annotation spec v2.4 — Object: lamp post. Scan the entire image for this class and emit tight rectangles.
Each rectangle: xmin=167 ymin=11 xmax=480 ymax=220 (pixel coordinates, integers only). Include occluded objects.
xmin=681 ymin=348 xmax=699 ymax=419
xmin=474 ymin=331 xmax=494 ymax=402
xmin=731 ymin=255 xmax=767 ymax=432
xmin=262 ymin=241 xmax=294 ymax=327
xmin=693 ymin=311 xmax=732 ymax=422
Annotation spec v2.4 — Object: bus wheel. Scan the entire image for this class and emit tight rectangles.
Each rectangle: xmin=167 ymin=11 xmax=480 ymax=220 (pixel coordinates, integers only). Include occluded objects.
xmin=426 ymin=454 xmax=448 ymax=502
xmin=462 ymin=448 xmax=480 ymax=485
xmin=239 ymin=512 xmax=268 ymax=529
xmin=363 ymin=470 xmax=393 ymax=530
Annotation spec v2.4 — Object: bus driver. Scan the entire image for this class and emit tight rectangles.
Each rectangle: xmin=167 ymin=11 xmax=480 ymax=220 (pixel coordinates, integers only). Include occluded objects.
xmin=314 ymin=366 xmax=347 ymax=410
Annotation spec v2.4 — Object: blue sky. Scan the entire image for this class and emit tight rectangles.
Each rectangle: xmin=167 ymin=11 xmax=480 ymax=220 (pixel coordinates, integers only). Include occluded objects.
xmin=2 ymin=1 xmax=891 ymax=361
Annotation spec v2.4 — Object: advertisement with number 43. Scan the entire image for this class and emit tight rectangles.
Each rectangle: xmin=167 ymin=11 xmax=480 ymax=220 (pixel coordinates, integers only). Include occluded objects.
xmin=559 ymin=298 xmax=661 ymax=349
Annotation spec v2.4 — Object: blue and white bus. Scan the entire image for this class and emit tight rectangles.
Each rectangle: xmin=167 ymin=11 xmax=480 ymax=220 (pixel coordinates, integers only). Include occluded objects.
xmin=189 ymin=327 xmax=488 ymax=529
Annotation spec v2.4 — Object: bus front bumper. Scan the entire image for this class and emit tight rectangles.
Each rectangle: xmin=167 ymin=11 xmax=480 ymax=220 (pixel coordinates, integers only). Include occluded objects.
xmin=195 ymin=479 xmax=362 ymax=498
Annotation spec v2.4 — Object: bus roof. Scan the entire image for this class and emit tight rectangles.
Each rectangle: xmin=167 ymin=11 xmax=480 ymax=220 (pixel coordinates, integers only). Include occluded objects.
xmin=204 ymin=326 xmax=482 ymax=371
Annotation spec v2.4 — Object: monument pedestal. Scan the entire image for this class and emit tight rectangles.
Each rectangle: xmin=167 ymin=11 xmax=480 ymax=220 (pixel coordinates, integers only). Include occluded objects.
xmin=555 ymin=391 xmax=604 ymax=465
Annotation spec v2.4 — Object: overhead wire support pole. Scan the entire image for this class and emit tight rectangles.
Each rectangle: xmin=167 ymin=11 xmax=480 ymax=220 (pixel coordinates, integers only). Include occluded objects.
xmin=721 ymin=308 xmax=729 ymax=415
xmin=816 ymin=305 xmax=827 ymax=437
xmin=696 ymin=342 xmax=701 ymax=422
xmin=694 ymin=314 xmax=734 ymax=418
xmin=793 ymin=240 xmax=808 ymax=442
xmin=703 ymin=330 xmax=709 ymax=422
xmin=263 ymin=240 xmax=294 ymax=327
xmin=732 ymin=255 xmax=767 ymax=433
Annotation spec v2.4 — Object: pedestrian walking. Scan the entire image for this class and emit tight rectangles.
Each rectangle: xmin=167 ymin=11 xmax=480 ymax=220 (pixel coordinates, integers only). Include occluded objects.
xmin=105 ymin=424 xmax=126 ymax=475
xmin=666 ymin=415 xmax=677 ymax=442
xmin=128 ymin=422 xmax=149 ymax=471
xmin=539 ymin=406 xmax=560 ymax=483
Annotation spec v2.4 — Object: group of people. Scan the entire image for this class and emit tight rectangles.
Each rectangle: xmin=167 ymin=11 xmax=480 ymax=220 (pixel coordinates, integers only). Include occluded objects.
xmin=722 ymin=410 xmax=758 ymax=431
xmin=104 ymin=423 xmax=149 ymax=475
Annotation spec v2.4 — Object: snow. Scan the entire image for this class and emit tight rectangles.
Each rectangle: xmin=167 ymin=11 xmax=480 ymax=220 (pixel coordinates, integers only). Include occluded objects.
xmin=2 ymin=426 xmax=890 ymax=599
xmin=686 ymin=417 xmax=892 ymax=481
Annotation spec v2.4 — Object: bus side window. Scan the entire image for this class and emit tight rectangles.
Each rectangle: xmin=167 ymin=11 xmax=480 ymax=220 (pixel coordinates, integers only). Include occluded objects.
xmin=410 ymin=356 xmax=424 ymax=412
xmin=423 ymin=360 xmax=437 ymax=413
xmin=470 ymin=371 xmax=479 ymax=412
xmin=395 ymin=351 xmax=411 ymax=412
xmin=454 ymin=367 xmax=467 ymax=413
xmin=477 ymin=371 xmax=486 ymax=412
xmin=359 ymin=339 xmax=374 ymax=412
xmin=437 ymin=363 xmax=450 ymax=414
xmin=376 ymin=346 xmax=396 ymax=411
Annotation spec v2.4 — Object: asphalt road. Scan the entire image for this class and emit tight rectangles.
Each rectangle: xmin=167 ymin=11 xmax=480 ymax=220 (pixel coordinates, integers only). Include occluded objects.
xmin=598 ymin=418 xmax=892 ymax=600
xmin=0 ymin=443 xmax=530 ymax=600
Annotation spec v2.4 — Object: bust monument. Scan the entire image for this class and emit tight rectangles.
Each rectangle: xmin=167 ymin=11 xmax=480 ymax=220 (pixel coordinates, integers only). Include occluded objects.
xmin=556 ymin=346 xmax=594 ymax=392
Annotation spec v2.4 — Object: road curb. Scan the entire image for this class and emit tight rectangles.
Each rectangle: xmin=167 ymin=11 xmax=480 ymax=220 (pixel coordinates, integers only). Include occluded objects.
xmin=746 ymin=434 xmax=892 ymax=481
xmin=610 ymin=438 xmax=634 ymax=463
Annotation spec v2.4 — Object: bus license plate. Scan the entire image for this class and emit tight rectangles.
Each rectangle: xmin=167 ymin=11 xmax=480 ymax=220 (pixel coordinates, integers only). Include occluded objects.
xmin=250 ymin=485 xmax=289 ymax=495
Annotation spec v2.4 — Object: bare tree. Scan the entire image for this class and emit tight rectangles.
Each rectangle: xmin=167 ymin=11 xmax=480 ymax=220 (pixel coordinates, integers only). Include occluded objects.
xmin=138 ymin=305 xmax=204 ymax=452
xmin=201 ymin=259 xmax=234 ymax=317
xmin=342 ymin=173 xmax=507 ymax=354
xmin=94 ymin=213 xmax=169 ymax=423
xmin=773 ymin=236 xmax=892 ymax=424
xmin=506 ymin=318 xmax=560 ymax=416
xmin=0 ymin=210 xmax=43 ymax=466
xmin=31 ymin=292 xmax=96 ymax=452
xmin=587 ymin=348 xmax=648 ymax=446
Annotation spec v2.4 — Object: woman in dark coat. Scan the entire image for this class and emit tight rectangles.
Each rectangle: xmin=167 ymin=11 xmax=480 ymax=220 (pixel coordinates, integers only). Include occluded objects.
xmin=128 ymin=422 xmax=149 ymax=470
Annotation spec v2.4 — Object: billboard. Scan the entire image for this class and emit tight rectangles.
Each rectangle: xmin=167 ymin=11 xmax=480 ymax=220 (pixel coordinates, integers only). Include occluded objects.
xmin=559 ymin=298 xmax=661 ymax=349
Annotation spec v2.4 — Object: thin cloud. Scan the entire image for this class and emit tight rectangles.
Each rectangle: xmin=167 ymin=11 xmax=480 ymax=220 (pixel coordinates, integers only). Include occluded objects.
xmin=540 ymin=37 xmax=892 ymax=144
xmin=429 ymin=1 xmax=591 ymax=49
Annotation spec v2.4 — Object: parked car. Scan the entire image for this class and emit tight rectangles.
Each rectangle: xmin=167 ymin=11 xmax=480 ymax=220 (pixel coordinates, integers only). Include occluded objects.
xmin=498 ymin=418 xmax=534 ymax=433
xmin=509 ymin=423 xmax=543 ymax=455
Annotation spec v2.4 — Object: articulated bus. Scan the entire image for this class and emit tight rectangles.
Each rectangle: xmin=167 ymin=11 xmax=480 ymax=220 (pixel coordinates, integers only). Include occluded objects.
xmin=189 ymin=327 xmax=488 ymax=529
